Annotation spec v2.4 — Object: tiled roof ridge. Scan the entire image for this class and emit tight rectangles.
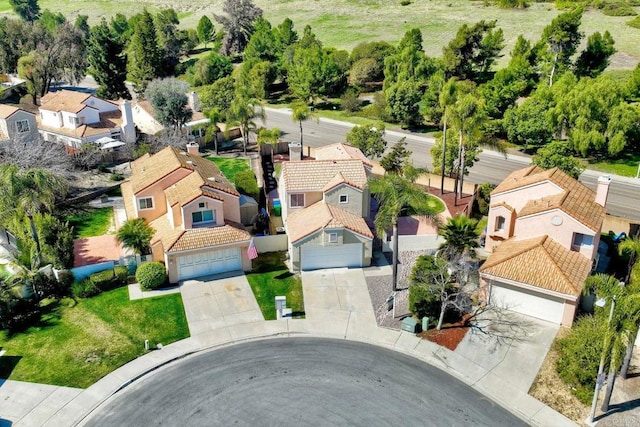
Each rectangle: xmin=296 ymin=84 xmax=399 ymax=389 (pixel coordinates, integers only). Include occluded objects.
xmin=540 ymin=237 xmax=580 ymax=294
xmin=326 ymin=204 xmax=374 ymax=238
xmin=481 ymin=235 xmax=547 ymax=270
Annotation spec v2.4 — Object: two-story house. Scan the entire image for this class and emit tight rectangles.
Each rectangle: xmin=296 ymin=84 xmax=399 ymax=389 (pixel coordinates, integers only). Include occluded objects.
xmin=479 ymin=166 xmax=609 ymax=326
xmin=37 ymin=90 xmax=135 ymax=151
xmin=0 ymin=104 xmax=37 ymax=143
xmin=121 ymin=145 xmax=252 ymax=283
xmin=278 ymin=158 xmax=373 ymax=271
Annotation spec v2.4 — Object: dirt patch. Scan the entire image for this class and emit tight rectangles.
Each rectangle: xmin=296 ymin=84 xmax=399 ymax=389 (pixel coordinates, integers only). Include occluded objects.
xmin=529 ymin=328 xmax=590 ymax=425
xmin=418 ymin=315 xmax=471 ymax=351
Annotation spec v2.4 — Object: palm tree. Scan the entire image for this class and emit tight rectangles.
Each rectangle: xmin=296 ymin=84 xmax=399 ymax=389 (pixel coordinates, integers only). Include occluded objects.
xmin=116 ymin=218 xmax=155 ymax=255
xmin=205 ymin=107 xmax=224 ymax=155
xmin=0 ymin=165 xmax=68 ymax=267
xmin=617 ymin=235 xmax=640 ymax=377
xmin=438 ymin=78 xmax=459 ymax=194
xmin=290 ymin=100 xmax=317 ymax=158
xmin=371 ymin=173 xmax=441 ymax=291
xmin=227 ymin=93 xmax=265 ymax=156
xmin=437 ymin=214 xmax=480 ymax=261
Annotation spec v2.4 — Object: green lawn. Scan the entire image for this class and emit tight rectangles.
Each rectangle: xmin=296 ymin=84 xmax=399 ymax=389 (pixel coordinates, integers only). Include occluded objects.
xmin=587 ymin=154 xmax=640 ymax=178
xmin=246 ymin=252 xmax=304 ymax=320
xmin=207 ymin=156 xmax=251 ymax=183
xmin=0 ymin=287 xmax=189 ymax=388
xmin=66 ymin=207 xmax=114 ymax=239
xmin=2 ymin=1 xmax=636 ymax=70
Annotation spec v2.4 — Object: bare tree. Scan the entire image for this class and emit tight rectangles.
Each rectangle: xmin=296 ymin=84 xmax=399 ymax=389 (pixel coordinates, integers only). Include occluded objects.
xmin=144 ymin=129 xmax=191 ymax=154
xmin=0 ymin=134 xmax=73 ymax=174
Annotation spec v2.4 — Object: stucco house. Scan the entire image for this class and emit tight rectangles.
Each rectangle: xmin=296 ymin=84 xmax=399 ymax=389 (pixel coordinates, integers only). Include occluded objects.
xmin=313 ymin=142 xmax=373 ymax=175
xmin=479 ymin=165 xmax=609 ymax=326
xmin=121 ymin=145 xmax=252 ymax=283
xmin=278 ymin=158 xmax=373 ymax=271
xmin=0 ymin=104 xmax=37 ymax=143
xmin=36 ymin=90 xmax=135 ymax=151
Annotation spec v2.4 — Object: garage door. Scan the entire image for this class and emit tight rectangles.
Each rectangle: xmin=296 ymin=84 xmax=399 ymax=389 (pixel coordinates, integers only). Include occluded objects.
xmin=177 ymin=248 xmax=241 ymax=281
xmin=301 ymin=243 xmax=363 ymax=271
xmin=489 ymin=281 xmax=565 ymax=324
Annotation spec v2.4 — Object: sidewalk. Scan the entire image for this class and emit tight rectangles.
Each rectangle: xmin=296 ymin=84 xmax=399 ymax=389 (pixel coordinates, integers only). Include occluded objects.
xmin=4 ymin=268 xmax=576 ymax=427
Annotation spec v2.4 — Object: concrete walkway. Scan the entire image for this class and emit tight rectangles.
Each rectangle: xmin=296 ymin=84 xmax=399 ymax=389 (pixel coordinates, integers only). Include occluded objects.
xmin=3 ymin=268 xmax=577 ymax=427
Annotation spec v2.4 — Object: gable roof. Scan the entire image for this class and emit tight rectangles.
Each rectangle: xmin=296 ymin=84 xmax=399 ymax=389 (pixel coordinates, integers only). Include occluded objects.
xmin=286 ymin=201 xmax=373 ymax=243
xmin=493 ymin=166 xmax=605 ymax=232
xmin=314 ymin=143 xmax=372 ymax=166
xmin=281 ymin=159 xmax=368 ymax=192
xmin=129 ymin=146 xmax=238 ymax=196
xmin=0 ymin=104 xmax=21 ymax=119
xmin=480 ymin=235 xmax=591 ymax=297
xmin=39 ymin=90 xmax=93 ymax=113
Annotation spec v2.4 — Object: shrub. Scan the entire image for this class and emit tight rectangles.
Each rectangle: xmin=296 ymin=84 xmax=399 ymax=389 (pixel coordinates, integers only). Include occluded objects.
xmin=340 ymin=89 xmax=362 ymax=113
xmin=556 ymin=315 xmax=606 ymax=404
xmin=110 ymin=173 xmax=124 ymax=181
xmin=71 ymin=278 xmax=99 ymax=299
xmin=90 ymin=269 xmax=114 ymax=289
xmin=136 ymin=262 xmax=167 ymax=290
xmin=602 ymin=1 xmax=637 ymax=16
xmin=114 ymin=266 xmax=129 ymax=286
xmin=98 ymin=164 xmax=110 ymax=173
xmin=627 ymin=16 xmax=640 ymax=28
xmin=472 ymin=183 xmax=496 ymax=217
xmin=234 ymin=170 xmax=259 ymax=200
xmin=400 ymin=0 xmax=412 ymax=5
xmin=0 ymin=297 xmax=41 ymax=332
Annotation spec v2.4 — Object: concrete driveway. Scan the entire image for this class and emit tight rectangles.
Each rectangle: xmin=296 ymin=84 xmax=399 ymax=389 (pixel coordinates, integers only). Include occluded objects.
xmin=179 ymin=271 xmax=264 ymax=336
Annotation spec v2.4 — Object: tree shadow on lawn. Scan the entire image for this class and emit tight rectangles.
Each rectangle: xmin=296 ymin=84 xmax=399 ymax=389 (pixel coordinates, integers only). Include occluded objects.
xmin=0 ymin=355 xmax=22 ymax=380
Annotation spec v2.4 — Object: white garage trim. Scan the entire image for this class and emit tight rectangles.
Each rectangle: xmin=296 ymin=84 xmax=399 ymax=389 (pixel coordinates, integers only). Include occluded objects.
xmin=489 ymin=280 xmax=565 ymax=324
xmin=177 ymin=248 xmax=241 ymax=281
xmin=301 ymin=243 xmax=363 ymax=271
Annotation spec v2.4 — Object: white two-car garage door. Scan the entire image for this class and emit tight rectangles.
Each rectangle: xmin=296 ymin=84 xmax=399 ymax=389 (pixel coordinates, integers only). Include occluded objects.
xmin=177 ymin=248 xmax=241 ymax=281
xmin=489 ymin=281 xmax=565 ymax=324
xmin=301 ymin=243 xmax=363 ymax=271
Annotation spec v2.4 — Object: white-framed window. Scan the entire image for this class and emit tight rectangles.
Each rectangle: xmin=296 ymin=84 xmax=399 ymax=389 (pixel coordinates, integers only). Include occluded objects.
xmin=16 ymin=119 xmax=30 ymax=133
xmin=192 ymin=210 xmax=215 ymax=225
xmin=495 ymin=216 xmax=505 ymax=231
xmin=138 ymin=197 xmax=154 ymax=210
xmin=290 ymin=193 xmax=305 ymax=208
xmin=328 ymin=232 xmax=338 ymax=243
xmin=573 ymin=233 xmax=594 ymax=249
xmin=339 ymin=194 xmax=348 ymax=204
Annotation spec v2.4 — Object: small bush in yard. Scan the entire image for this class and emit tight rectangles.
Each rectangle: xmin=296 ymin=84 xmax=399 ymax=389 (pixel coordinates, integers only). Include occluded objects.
xmin=136 ymin=262 xmax=167 ymax=290
xmin=234 ymin=170 xmax=259 ymax=200
xmin=90 ymin=269 xmax=115 ymax=290
xmin=114 ymin=266 xmax=128 ymax=285
xmin=556 ymin=315 xmax=606 ymax=405
xmin=72 ymin=279 xmax=99 ymax=299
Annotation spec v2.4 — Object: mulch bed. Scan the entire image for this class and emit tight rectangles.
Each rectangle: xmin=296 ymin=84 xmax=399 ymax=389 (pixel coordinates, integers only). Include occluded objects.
xmin=427 ymin=187 xmax=474 ymax=217
xmin=418 ymin=314 xmax=471 ymax=351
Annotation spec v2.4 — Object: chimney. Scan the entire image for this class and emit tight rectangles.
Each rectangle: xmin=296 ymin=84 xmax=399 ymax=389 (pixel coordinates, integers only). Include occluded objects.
xmin=187 ymin=91 xmax=201 ymax=113
xmin=120 ymin=100 xmax=136 ymax=143
xmin=186 ymin=142 xmax=200 ymax=157
xmin=595 ymin=175 xmax=611 ymax=207
xmin=288 ymin=142 xmax=302 ymax=161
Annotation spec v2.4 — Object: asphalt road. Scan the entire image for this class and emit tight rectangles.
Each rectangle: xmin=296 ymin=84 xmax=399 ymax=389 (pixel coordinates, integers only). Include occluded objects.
xmin=264 ymin=107 xmax=640 ymax=221
xmin=84 ymin=338 xmax=525 ymax=427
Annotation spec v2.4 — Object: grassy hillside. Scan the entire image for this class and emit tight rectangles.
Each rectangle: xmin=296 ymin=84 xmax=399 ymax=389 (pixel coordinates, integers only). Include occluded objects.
xmin=0 ymin=0 xmax=638 ymax=69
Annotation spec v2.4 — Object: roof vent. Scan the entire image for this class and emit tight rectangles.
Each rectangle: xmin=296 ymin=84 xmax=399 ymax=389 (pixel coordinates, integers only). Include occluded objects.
xmin=186 ymin=160 xmax=194 ymax=167
xmin=208 ymin=176 xmax=216 ymax=182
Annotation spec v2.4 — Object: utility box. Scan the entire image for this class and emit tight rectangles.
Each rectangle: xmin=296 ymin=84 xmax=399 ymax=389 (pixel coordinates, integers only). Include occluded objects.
xmin=422 ymin=317 xmax=430 ymax=331
xmin=401 ymin=317 xmax=420 ymax=333
xmin=273 ymin=198 xmax=281 ymax=217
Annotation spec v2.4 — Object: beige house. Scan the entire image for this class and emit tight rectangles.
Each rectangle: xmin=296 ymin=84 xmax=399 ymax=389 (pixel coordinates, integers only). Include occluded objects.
xmin=121 ymin=146 xmax=252 ymax=283
xmin=480 ymin=166 xmax=609 ymax=326
xmin=0 ymin=104 xmax=37 ymax=142
xmin=278 ymin=157 xmax=373 ymax=271
xmin=36 ymin=90 xmax=135 ymax=150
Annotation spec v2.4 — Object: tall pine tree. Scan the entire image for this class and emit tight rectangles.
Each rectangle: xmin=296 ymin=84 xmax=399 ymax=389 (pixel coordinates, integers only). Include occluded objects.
xmin=127 ymin=9 xmax=162 ymax=97
xmin=88 ymin=19 xmax=131 ymax=100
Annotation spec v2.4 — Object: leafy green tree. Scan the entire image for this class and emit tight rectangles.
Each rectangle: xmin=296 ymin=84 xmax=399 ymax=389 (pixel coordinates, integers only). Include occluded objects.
xmin=74 ymin=14 xmax=90 ymax=39
xmin=188 ymin=51 xmax=233 ymax=86
xmin=380 ymin=138 xmax=411 ymax=174
xmin=438 ymin=214 xmax=480 ymax=261
xmin=243 ymin=17 xmax=277 ymax=66
xmin=436 ymin=78 xmax=461 ymax=193
xmin=9 ymin=0 xmax=40 ymax=22
xmin=606 ymin=103 xmax=640 ymax=156
xmin=532 ymin=141 xmax=584 ymax=179
xmin=0 ymin=165 xmax=68 ymax=267
xmin=350 ymin=41 xmax=395 ymax=84
xmin=242 ymin=60 xmax=277 ymax=99
xmin=478 ymin=55 xmax=534 ymax=121
xmin=503 ymin=89 xmax=555 ymax=150
xmin=371 ymin=173 xmax=441 ymax=291
xmin=154 ymin=8 xmax=189 ymax=77
xmin=214 ymin=0 xmax=263 ymax=56
xmin=628 ymin=62 xmax=640 ymax=100
xmin=38 ymin=214 xmax=74 ymax=269
xmin=39 ymin=9 xmax=66 ymax=32
xmin=384 ymin=79 xmax=423 ymax=127
xmin=534 ymin=8 xmax=584 ymax=86
xmin=145 ymin=78 xmax=193 ymax=130
xmin=409 ymin=254 xmax=451 ymax=320
xmin=116 ymin=218 xmax=154 ymax=255
xmin=345 ymin=124 xmax=387 ymax=158
xmin=200 ymin=76 xmax=236 ymax=119
xmin=196 ymin=15 xmax=215 ymax=48
xmin=442 ymin=20 xmax=505 ymax=82
xmin=110 ymin=13 xmax=131 ymax=44
xmin=383 ymin=28 xmax=438 ymax=91
xmin=127 ymin=9 xmax=162 ymax=96
xmin=88 ymin=19 xmax=131 ymax=100
xmin=575 ymin=31 xmax=616 ymax=78
xmin=273 ymin=17 xmax=298 ymax=51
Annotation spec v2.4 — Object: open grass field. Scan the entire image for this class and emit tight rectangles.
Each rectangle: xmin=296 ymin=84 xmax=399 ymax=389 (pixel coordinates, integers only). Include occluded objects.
xmin=0 ymin=1 xmax=637 ymax=69
xmin=246 ymin=251 xmax=304 ymax=320
xmin=0 ymin=287 xmax=189 ymax=388
xmin=66 ymin=207 xmax=114 ymax=239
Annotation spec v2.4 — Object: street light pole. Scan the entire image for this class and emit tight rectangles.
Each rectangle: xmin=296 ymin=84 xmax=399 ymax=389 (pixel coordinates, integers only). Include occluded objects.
xmin=587 ymin=295 xmax=616 ymax=424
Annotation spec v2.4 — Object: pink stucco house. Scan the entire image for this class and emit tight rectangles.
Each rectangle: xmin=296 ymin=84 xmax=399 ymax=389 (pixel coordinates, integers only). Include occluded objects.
xmin=479 ymin=166 xmax=609 ymax=326
xmin=121 ymin=145 xmax=252 ymax=283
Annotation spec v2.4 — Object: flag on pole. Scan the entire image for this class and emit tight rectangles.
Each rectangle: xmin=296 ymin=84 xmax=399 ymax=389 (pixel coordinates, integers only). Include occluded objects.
xmin=247 ymin=238 xmax=258 ymax=260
